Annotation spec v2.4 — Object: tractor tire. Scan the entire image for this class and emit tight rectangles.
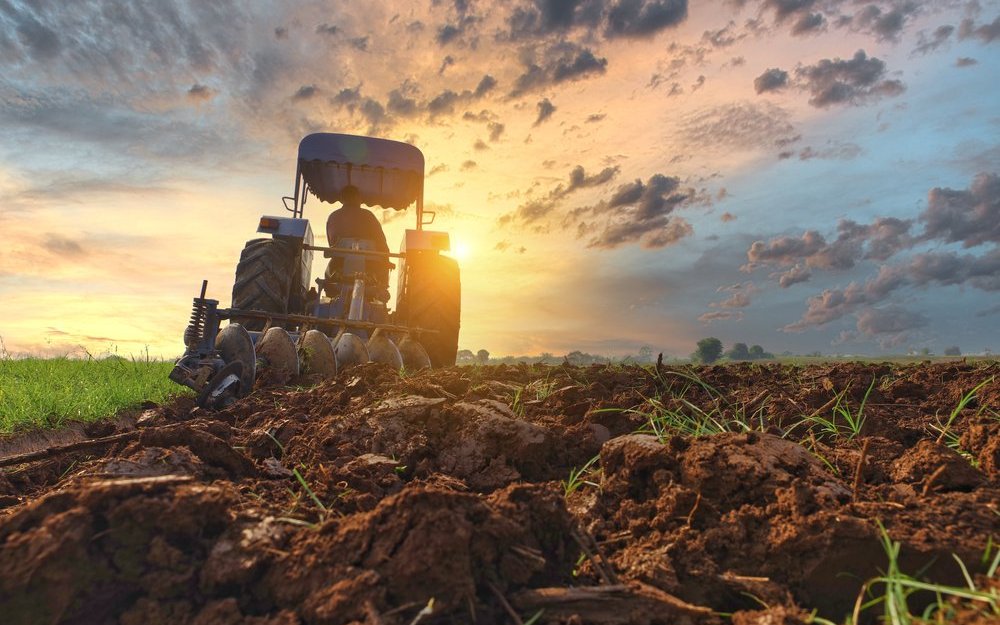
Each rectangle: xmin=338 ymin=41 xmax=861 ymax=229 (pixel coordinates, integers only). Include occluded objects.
xmin=231 ymin=238 xmax=304 ymax=331
xmin=399 ymin=252 xmax=460 ymax=368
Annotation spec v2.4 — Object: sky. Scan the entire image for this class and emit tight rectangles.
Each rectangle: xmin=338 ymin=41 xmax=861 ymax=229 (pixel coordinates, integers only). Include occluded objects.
xmin=0 ymin=0 xmax=998 ymax=359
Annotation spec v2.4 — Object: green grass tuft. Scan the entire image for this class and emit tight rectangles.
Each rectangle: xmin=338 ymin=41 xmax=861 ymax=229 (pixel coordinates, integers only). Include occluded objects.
xmin=0 ymin=356 xmax=189 ymax=434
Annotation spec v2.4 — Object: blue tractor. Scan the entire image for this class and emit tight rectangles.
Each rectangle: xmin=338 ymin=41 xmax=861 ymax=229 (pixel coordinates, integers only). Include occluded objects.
xmin=170 ymin=133 xmax=461 ymax=408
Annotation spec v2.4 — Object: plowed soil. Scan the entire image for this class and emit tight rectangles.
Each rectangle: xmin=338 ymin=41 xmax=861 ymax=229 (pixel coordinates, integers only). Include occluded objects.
xmin=1 ymin=361 xmax=998 ymax=625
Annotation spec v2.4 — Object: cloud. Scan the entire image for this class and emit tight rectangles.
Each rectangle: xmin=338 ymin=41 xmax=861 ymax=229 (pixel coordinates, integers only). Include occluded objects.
xmin=534 ymin=98 xmax=556 ymax=125
xmin=791 ymin=12 xmax=825 ymax=36
xmin=487 ymin=121 xmax=505 ymax=141
xmin=510 ymin=43 xmax=608 ymax=97
xmin=754 ymin=68 xmax=789 ymax=93
xmin=576 ymin=174 xmax=697 ymax=249
xmin=503 ymin=164 xmax=621 ymax=225
xmin=797 ymin=142 xmax=862 ymax=160
xmin=959 ymin=15 xmax=1000 ymax=43
xmin=698 ymin=310 xmax=743 ymax=323
xmin=919 ymin=172 xmax=1000 ymax=247
xmin=745 ymin=216 xmax=914 ymax=274
xmin=720 ymin=211 xmax=736 ymax=222
xmin=776 ymin=264 xmax=811 ymax=287
xmin=845 ymin=3 xmax=920 ymax=42
xmin=187 ymin=83 xmax=215 ymax=101
xmin=605 ymin=0 xmax=689 ymax=38
xmin=913 ymin=25 xmax=954 ymax=55
xmin=855 ymin=306 xmax=926 ymax=347
xmin=41 ymin=234 xmax=87 ymax=257
xmin=504 ymin=0 xmax=687 ymax=41
xmin=710 ymin=281 xmax=758 ymax=308
xmin=292 ymin=85 xmax=318 ymax=101
xmin=795 ymin=50 xmax=905 ymax=108
xmin=681 ymin=101 xmax=799 ymax=152
xmin=474 ymin=74 xmax=497 ymax=97
xmin=955 ymin=56 xmax=978 ymax=67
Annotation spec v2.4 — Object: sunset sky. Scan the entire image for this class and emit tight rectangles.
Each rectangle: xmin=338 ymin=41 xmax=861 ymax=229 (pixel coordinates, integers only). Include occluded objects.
xmin=1 ymin=0 xmax=998 ymax=358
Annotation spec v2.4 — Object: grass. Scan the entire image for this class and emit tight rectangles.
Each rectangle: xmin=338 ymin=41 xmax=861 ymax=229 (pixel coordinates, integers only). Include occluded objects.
xmin=930 ymin=376 xmax=995 ymax=465
xmin=0 ymin=355 xmax=189 ymax=434
xmin=849 ymin=523 xmax=999 ymax=625
xmin=794 ymin=378 xmax=876 ymax=442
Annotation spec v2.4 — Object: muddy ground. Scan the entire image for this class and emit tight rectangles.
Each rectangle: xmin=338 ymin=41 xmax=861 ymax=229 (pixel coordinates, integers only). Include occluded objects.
xmin=1 ymin=361 xmax=998 ymax=625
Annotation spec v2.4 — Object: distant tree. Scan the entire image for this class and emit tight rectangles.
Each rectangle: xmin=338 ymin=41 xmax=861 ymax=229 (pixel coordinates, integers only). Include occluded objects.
xmin=748 ymin=344 xmax=774 ymax=360
xmin=693 ymin=337 xmax=723 ymax=364
xmin=638 ymin=345 xmax=654 ymax=362
xmin=565 ymin=350 xmax=585 ymax=365
xmin=476 ymin=349 xmax=490 ymax=364
xmin=456 ymin=349 xmax=475 ymax=364
xmin=944 ymin=346 xmax=961 ymax=356
xmin=539 ymin=352 xmax=555 ymax=364
xmin=726 ymin=342 xmax=750 ymax=361
xmin=919 ymin=347 xmax=932 ymax=357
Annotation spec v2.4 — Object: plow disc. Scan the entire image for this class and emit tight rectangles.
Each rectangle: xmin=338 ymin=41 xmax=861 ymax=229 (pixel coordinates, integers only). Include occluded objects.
xmin=172 ymin=284 xmax=439 ymax=409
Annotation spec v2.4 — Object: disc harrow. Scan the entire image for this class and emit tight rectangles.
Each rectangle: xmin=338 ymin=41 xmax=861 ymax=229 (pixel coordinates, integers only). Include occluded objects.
xmin=170 ymin=281 xmax=434 ymax=409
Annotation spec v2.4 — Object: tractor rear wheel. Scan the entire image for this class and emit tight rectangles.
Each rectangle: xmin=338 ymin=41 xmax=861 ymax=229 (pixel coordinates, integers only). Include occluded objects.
xmin=231 ymin=238 xmax=304 ymax=330
xmin=398 ymin=252 xmax=460 ymax=368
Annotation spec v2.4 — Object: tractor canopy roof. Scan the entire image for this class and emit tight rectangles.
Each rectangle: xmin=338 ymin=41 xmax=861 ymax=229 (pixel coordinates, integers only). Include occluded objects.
xmin=298 ymin=133 xmax=424 ymax=211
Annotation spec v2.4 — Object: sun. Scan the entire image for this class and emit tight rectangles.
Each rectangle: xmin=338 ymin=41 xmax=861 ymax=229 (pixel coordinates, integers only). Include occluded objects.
xmin=450 ymin=240 xmax=471 ymax=262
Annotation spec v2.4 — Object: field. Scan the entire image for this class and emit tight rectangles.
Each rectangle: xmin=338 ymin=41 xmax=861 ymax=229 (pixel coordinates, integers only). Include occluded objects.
xmin=0 ymin=357 xmax=185 ymax=434
xmin=0 ymin=360 xmax=998 ymax=625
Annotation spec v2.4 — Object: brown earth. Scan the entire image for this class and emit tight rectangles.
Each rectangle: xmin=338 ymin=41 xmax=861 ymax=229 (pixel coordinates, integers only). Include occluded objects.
xmin=1 ymin=361 xmax=998 ymax=624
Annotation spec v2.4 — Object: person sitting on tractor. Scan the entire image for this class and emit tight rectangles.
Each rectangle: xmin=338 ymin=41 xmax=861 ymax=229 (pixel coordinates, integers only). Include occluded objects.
xmin=326 ymin=184 xmax=391 ymax=286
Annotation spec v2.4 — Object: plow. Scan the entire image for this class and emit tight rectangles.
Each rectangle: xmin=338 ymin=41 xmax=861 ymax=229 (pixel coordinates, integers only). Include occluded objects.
xmin=169 ymin=133 xmax=461 ymax=408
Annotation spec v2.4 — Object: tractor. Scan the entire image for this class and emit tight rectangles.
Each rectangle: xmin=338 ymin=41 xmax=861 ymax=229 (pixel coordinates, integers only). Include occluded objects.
xmin=169 ymin=133 xmax=461 ymax=408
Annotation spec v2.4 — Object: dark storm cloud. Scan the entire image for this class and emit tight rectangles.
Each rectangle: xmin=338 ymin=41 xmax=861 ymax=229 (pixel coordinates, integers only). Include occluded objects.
xmin=754 ymin=68 xmax=788 ymax=94
xmin=919 ymin=172 xmax=1000 ymax=247
xmin=534 ymin=98 xmax=556 ymax=125
xmin=959 ymin=15 xmax=1000 ymax=43
xmin=795 ymin=50 xmax=905 ymax=108
xmin=316 ymin=23 xmax=340 ymax=36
